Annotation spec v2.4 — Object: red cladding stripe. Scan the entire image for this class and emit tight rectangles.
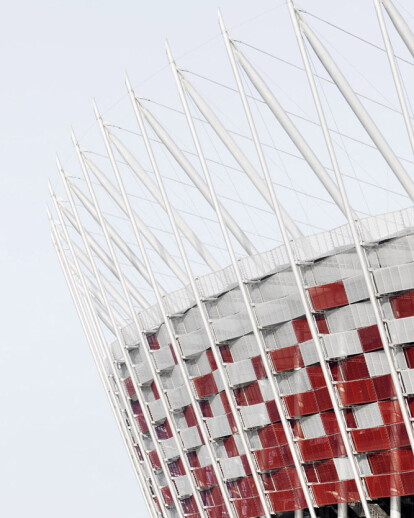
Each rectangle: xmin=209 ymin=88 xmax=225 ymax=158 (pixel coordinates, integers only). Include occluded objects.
xmin=147 ymin=333 xmax=160 ymax=350
xmin=368 ymin=448 xmax=414 ymax=475
xmin=207 ymin=506 xmax=229 ymax=518
xmin=206 ymin=349 xmax=218 ymax=371
xmin=193 ymin=464 xmax=217 ymax=489
xmin=365 ymin=471 xmax=414 ymax=499
xmin=315 ymin=459 xmax=339 ymax=483
xmin=220 ymin=344 xmax=233 ymax=363
xmin=268 ymin=488 xmax=306 ymax=512
xmin=199 ymin=399 xmax=213 ymax=418
xmin=184 ymin=405 xmax=197 ymax=427
xmin=358 ymin=325 xmax=382 ymax=352
xmin=149 ymin=449 xmax=161 ymax=470
xmin=265 ymin=400 xmax=280 ymax=423
xmin=187 ymin=451 xmax=201 ymax=468
xmin=223 ymin=436 xmax=239 ymax=457
xmin=262 ymin=467 xmax=301 ymax=491
xmin=193 ymin=372 xmax=218 ymax=398
xmin=292 ymin=315 xmax=329 ymax=343
xmin=298 ymin=433 xmax=346 ymax=462
xmin=284 ymin=390 xmax=318 ymax=417
xmin=337 ymin=374 xmax=395 ymax=406
xmin=124 ymin=377 xmax=136 ymax=398
xmin=251 ymin=355 xmax=266 ymax=379
xmin=151 ymin=380 xmax=160 ymax=400
xmin=340 ymin=355 xmax=370 ymax=382
xmin=308 ymin=281 xmax=348 ymax=311
xmin=255 ymin=445 xmax=294 ymax=471
xmin=351 ymin=423 xmax=410 ymax=453
xmin=161 ymin=485 xmax=174 ymax=507
xmin=168 ymin=458 xmax=185 ymax=477
xmin=227 ymin=476 xmax=259 ymax=499
xmin=233 ymin=496 xmax=264 ymax=518
xmin=379 ymin=400 xmax=404 ymax=425
xmin=390 ymin=290 xmax=414 ymax=319
xmin=306 ymin=364 xmax=326 ymax=389
xmin=270 ymin=345 xmax=304 ymax=372
xmin=320 ymin=411 xmax=340 ymax=436
xmin=258 ymin=423 xmax=287 ymax=448
xmin=312 ymin=479 xmax=359 ymax=506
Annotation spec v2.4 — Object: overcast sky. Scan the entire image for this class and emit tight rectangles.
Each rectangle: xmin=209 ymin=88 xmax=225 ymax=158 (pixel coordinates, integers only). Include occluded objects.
xmin=1 ymin=1 xmax=413 ymax=517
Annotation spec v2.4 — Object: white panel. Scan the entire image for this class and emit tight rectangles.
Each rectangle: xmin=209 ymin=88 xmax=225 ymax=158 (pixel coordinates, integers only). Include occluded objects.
xmin=333 ymin=457 xmax=354 ymax=481
xmin=365 ymin=350 xmax=391 ymax=377
xmin=323 ymin=329 xmax=362 ymax=359
xmin=240 ymin=402 xmax=271 ymax=429
xmin=206 ymin=414 xmax=232 ymax=439
xmin=220 ymin=456 xmax=246 ymax=481
xmin=212 ymin=310 xmax=253 ymax=343
xmin=353 ymin=402 xmax=382 ymax=429
xmin=356 ymin=454 xmax=372 ymax=476
xmin=230 ymin=334 xmax=261 ymax=362
xmin=401 ymin=369 xmax=414 ymax=395
xmin=299 ymin=339 xmax=319 ymax=366
xmin=160 ymin=437 xmax=180 ymax=461
xmin=180 ymin=426 xmax=203 ymax=450
xmin=110 ymin=340 xmax=124 ymax=362
xmin=148 ymin=398 xmax=167 ymax=424
xmin=374 ymin=262 xmax=414 ymax=295
xmin=134 ymin=361 xmax=153 ymax=386
xmin=121 ymin=322 xmax=140 ymax=347
xmin=255 ymin=293 xmax=304 ymax=328
xmin=174 ymin=475 xmax=193 ymax=498
xmin=258 ymin=379 xmax=273 ymax=401
xmin=178 ymin=329 xmax=209 ymax=358
xmin=300 ymin=414 xmax=325 ymax=439
xmin=326 ymin=301 xmax=376 ymax=333
xmin=153 ymin=346 xmax=175 ymax=372
xmin=226 ymin=359 xmax=256 ymax=387
xmin=343 ymin=275 xmax=369 ymax=304
xmin=387 ymin=316 xmax=414 ymax=344
xmin=167 ymin=385 xmax=192 ymax=411
xmin=277 ymin=369 xmax=311 ymax=395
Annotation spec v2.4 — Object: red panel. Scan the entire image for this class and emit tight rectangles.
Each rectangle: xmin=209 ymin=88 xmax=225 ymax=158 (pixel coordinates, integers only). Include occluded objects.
xmin=244 ymin=382 xmax=264 ymax=406
xmin=220 ymin=344 xmax=233 ymax=363
xmin=147 ymin=333 xmax=160 ymax=350
xmin=223 ymin=436 xmax=239 ymax=458
xmin=187 ymin=450 xmax=200 ymax=468
xmin=358 ymin=325 xmax=382 ymax=353
xmin=200 ymin=486 xmax=224 ymax=507
xmin=227 ymin=476 xmax=259 ymax=499
xmin=308 ymin=281 xmax=348 ymax=311
xmin=304 ymin=464 xmax=318 ymax=483
xmin=321 ymin=411 xmax=340 ymax=436
xmin=255 ymin=445 xmax=293 ymax=471
xmin=151 ymin=380 xmax=160 ymax=400
xmin=193 ymin=372 xmax=218 ymax=398
xmin=329 ymin=361 xmax=343 ymax=382
xmin=306 ymin=364 xmax=326 ymax=389
xmin=337 ymin=375 xmax=395 ymax=406
xmin=315 ymin=459 xmax=339 ymax=483
xmin=292 ymin=314 xmax=329 ymax=343
xmin=258 ymin=423 xmax=287 ymax=448
xmin=149 ymin=449 xmax=161 ymax=470
xmin=315 ymin=386 xmax=333 ymax=412
xmin=199 ymin=399 xmax=213 ymax=418
xmin=291 ymin=419 xmax=304 ymax=439
xmin=206 ymin=349 xmax=218 ymax=371
xmin=261 ymin=467 xmax=301 ymax=491
xmin=284 ymin=390 xmax=318 ymax=417
xmin=390 ymin=290 xmax=414 ymax=319
xmin=312 ymin=479 xmax=359 ymax=506
xmin=340 ymin=355 xmax=370 ymax=382
xmin=161 ymin=485 xmax=174 ymax=507
xmin=181 ymin=496 xmax=199 ymax=514
xmin=233 ymin=496 xmax=264 ymax=518
xmin=265 ymin=400 xmax=280 ymax=423
xmin=351 ymin=423 xmax=410 ymax=453
xmin=207 ymin=505 xmax=229 ymax=518
xmin=124 ymin=377 xmax=136 ymax=398
xmin=168 ymin=458 xmax=185 ymax=477
xmin=184 ymin=405 xmax=198 ymax=427
xmin=155 ymin=420 xmax=172 ymax=440
xmin=369 ymin=448 xmax=414 ymax=475
xmin=404 ymin=346 xmax=414 ymax=368
xmin=240 ymin=454 xmax=251 ymax=476
xmin=298 ymin=433 xmax=345 ymax=462
xmin=270 ymin=345 xmax=304 ymax=372
xmin=344 ymin=408 xmax=357 ymax=429
xmin=194 ymin=464 xmax=218 ymax=489
xmin=268 ymin=488 xmax=306 ymax=513
xmin=251 ymin=355 xmax=266 ymax=379
xmin=169 ymin=343 xmax=178 ymax=364
xmin=365 ymin=471 xmax=414 ymax=498
xmin=379 ymin=400 xmax=404 ymax=425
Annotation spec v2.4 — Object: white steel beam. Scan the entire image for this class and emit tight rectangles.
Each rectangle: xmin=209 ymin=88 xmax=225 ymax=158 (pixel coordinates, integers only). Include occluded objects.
xmin=220 ymin=8 xmax=373 ymax=515
xmin=71 ymin=128 xmax=207 ymax=516
xmin=134 ymin=98 xmax=259 ymax=256
xmin=108 ymin=129 xmax=221 ymax=271
xmin=59 ymin=201 xmax=149 ymax=308
xmin=54 ymin=171 xmax=187 ymax=518
xmin=94 ymin=100 xmax=236 ymax=518
xmin=167 ymin=39 xmax=310 ymax=518
xmin=381 ymin=0 xmax=414 ymax=57
xmin=82 ymin=153 xmax=188 ymax=285
xmin=127 ymin=72 xmax=270 ymax=518
xmin=296 ymin=10 xmax=414 ymax=201
xmin=374 ymin=0 xmax=414 ymax=155
xmin=292 ymin=3 xmax=414 ymax=457
xmin=179 ymin=71 xmax=304 ymax=238
xmin=50 ymin=196 xmax=168 ymax=517
xmin=50 ymin=222 xmax=160 ymax=518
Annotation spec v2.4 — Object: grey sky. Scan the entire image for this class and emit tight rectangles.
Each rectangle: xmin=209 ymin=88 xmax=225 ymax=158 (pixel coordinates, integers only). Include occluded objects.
xmin=1 ymin=1 xmax=413 ymax=517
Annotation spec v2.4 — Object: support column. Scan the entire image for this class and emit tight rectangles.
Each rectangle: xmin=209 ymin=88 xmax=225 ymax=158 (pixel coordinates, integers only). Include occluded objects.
xmin=381 ymin=0 xmax=414 ymax=57
xmin=390 ymin=496 xmax=401 ymax=518
xmin=338 ymin=503 xmax=348 ymax=518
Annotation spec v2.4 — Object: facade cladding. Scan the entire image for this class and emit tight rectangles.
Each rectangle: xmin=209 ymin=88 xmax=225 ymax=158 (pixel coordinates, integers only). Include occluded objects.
xmin=49 ymin=1 xmax=414 ymax=517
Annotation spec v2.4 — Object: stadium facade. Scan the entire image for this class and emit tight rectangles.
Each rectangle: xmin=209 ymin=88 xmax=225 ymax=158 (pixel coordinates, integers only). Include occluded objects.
xmin=48 ymin=1 xmax=414 ymax=517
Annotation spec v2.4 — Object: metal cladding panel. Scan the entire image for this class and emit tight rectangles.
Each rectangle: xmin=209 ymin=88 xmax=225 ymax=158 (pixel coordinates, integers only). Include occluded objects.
xmin=205 ymin=414 xmax=232 ymax=439
xmin=255 ymin=294 xmax=304 ymax=327
xmin=323 ymin=329 xmax=362 ymax=359
xmin=177 ymin=329 xmax=209 ymax=358
xmin=219 ymin=456 xmax=246 ymax=481
xmin=375 ymin=235 xmax=414 ymax=267
xmin=343 ymin=274 xmax=369 ymax=304
xmin=365 ymin=470 xmax=414 ymax=499
xmin=153 ymin=346 xmax=176 ymax=372
xmin=110 ymin=340 xmax=124 ymax=362
xmin=226 ymin=359 xmax=256 ymax=387
xmin=148 ymin=398 xmax=167 ymax=424
xmin=307 ymin=251 xmax=361 ymax=286
xmin=299 ymin=339 xmax=319 ymax=366
xmin=333 ymin=457 xmax=354 ymax=481
xmin=325 ymin=301 xmax=376 ymax=333
xmin=174 ymin=475 xmax=193 ymax=499
xmin=216 ymin=288 xmax=245 ymax=317
xmin=212 ymin=311 xmax=253 ymax=343
xmin=300 ymin=414 xmax=325 ymax=439
xmin=240 ymin=403 xmax=271 ymax=429
xmin=167 ymin=385 xmax=192 ymax=411
xmin=268 ymin=488 xmax=306 ymax=513
xmin=263 ymin=322 xmax=297 ymax=349
xmin=160 ymin=437 xmax=181 ymax=461
xmin=309 ymin=280 xmax=348 ymax=311
xmin=230 ymin=334 xmax=260 ymax=362
xmin=312 ymin=479 xmax=359 ymax=506
xmin=351 ymin=423 xmax=410 ymax=453
xmin=354 ymin=402 xmax=383 ymax=429
xmin=251 ymin=271 xmax=296 ymax=303
xmin=277 ymin=369 xmax=311 ymax=395
xmin=388 ymin=316 xmax=414 ymax=344
xmin=374 ymin=262 xmax=414 ymax=295
xmin=401 ymin=369 xmax=414 ymax=395
xmin=270 ymin=344 xmax=304 ymax=372
xmin=121 ymin=322 xmax=140 ymax=347
xmin=364 ymin=350 xmax=391 ymax=378
xmin=180 ymin=426 xmax=203 ymax=450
